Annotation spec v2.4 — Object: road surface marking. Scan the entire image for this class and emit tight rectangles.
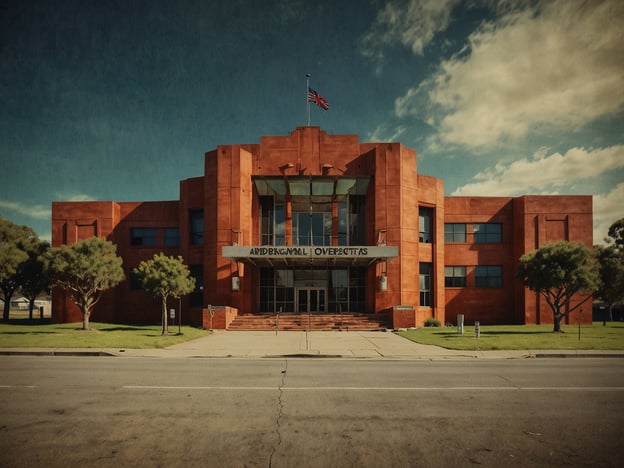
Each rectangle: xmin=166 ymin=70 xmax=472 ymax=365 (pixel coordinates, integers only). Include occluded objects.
xmin=122 ymin=385 xmax=624 ymax=391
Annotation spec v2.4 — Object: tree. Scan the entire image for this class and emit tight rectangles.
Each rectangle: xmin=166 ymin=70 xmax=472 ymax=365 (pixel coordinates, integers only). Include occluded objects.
xmin=594 ymin=244 xmax=624 ymax=322
xmin=133 ymin=253 xmax=196 ymax=335
xmin=44 ymin=237 xmax=124 ymax=330
xmin=594 ymin=218 xmax=624 ymax=322
xmin=0 ymin=217 xmax=38 ymax=321
xmin=517 ymin=241 xmax=598 ymax=332
xmin=608 ymin=218 xmax=624 ymax=248
xmin=18 ymin=239 xmax=51 ymax=320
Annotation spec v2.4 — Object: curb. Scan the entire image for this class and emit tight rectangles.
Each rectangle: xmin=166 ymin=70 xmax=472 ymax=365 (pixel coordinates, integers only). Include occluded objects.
xmin=2 ymin=349 xmax=624 ymax=359
xmin=0 ymin=350 xmax=115 ymax=357
xmin=534 ymin=353 xmax=624 ymax=358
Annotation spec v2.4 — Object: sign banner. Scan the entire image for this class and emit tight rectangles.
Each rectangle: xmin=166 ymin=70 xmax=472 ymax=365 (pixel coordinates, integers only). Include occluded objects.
xmin=222 ymin=245 xmax=398 ymax=259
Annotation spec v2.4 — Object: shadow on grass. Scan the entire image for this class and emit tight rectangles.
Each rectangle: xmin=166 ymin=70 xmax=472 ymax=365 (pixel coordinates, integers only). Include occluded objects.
xmin=98 ymin=326 xmax=147 ymax=332
xmin=479 ymin=330 xmax=554 ymax=335
xmin=5 ymin=318 xmax=53 ymax=326
xmin=431 ymin=330 xmax=554 ymax=337
xmin=0 ymin=330 xmax=58 ymax=335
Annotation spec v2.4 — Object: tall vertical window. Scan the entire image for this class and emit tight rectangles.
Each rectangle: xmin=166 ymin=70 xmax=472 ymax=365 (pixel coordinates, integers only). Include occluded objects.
xmin=254 ymin=176 xmax=369 ymax=247
xmin=293 ymin=212 xmax=332 ymax=246
xmin=444 ymin=266 xmax=466 ymax=287
xmin=164 ymin=228 xmax=180 ymax=247
xmin=419 ymin=262 xmax=432 ymax=307
xmin=419 ymin=207 xmax=433 ymax=243
xmin=260 ymin=196 xmax=274 ymax=245
xmin=338 ymin=201 xmax=348 ymax=246
xmin=129 ymin=270 xmax=142 ymax=290
xmin=474 ymin=223 xmax=502 ymax=243
xmin=189 ymin=265 xmax=204 ymax=307
xmin=130 ymin=228 xmax=156 ymax=246
xmin=444 ymin=223 xmax=466 ymax=243
xmin=275 ymin=202 xmax=285 ymax=245
xmin=190 ymin=210 xmax=204 ymax=245
xmin=475 ymin=266 xmax=502 ymax=288
xmin=349 ymin=195 xmax=366 ymax=245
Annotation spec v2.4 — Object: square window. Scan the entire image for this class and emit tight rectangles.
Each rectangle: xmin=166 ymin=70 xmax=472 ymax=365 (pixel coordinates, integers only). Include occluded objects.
xmin=164 ymin=228 xmax=180 ymax=247
xmin=444 ymin=266 xmax=466 ymax=287
xmin=475 ymin=265 xmax=502 ymax=288
xmin=444 ymin=224 xmax=466 ymax=243
xmin=130 ymin=228 xmax=156 ymax=246
xmin=474 ymin=223 xmax=502 ymax=243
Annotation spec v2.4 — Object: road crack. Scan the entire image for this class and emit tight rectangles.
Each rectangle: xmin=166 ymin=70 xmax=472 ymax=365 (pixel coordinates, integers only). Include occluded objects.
xmin=269 ymin=359 xmax=287 ymax=468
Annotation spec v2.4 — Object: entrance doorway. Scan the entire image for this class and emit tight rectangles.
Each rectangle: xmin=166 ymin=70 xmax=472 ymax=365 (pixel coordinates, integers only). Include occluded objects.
xmin=296 ymin=288 xmax=326 ymax=314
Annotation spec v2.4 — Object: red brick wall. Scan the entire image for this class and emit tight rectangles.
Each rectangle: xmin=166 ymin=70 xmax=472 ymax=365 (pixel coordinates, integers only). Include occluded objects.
xmin=444 ymin=195 xmax=593 ymax=325
xmin=51 ymin=128 xmax=593 ymax=327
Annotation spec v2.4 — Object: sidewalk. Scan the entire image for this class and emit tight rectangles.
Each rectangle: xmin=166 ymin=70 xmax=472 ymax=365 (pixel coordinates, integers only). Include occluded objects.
xmin=2 ymin=330 xmax=624 ymax=359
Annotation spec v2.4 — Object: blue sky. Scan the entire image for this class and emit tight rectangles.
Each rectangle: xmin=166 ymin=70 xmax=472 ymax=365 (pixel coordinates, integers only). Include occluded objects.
xmin=1 ymin=0 xmax=622 ymax=244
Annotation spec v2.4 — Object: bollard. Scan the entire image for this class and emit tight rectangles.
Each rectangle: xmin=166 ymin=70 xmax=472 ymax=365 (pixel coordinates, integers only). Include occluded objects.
xmin=475 ymin=321 xmax=480 ymax=339
xmin=457 ymin=314 xmax=464 ymax=334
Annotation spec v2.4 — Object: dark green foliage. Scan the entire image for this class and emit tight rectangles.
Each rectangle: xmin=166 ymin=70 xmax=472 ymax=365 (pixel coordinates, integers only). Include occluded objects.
xmin=18 ymin=239 xmax=51 ymax=320
xmin=424 ymin=318 xmax=442 ymax=327
xmin=44 ymin=238 xmax=124 ymax=330
xmin=133 ymin=253 xmax=195 ymax=335
xmin=595 ymin=218 xmax=624 ymax=321
xmin=0 ymin=217 xmax=39 ymax=321
xmin=517 ymin=241 xmax=598 ymax=332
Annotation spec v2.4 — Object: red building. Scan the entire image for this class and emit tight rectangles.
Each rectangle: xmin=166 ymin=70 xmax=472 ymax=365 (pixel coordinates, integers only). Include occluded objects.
xmin=51 ymin=127 xmax=593 ymax=328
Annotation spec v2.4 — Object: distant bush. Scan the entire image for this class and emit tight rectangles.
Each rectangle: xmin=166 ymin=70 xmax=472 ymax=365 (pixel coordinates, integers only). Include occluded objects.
xmin=424 ymin=318 xmax=442 ymax=327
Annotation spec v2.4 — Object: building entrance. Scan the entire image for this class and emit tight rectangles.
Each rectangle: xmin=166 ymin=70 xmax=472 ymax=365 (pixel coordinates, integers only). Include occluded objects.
xmin=258 ymin=267 xmax=367 ymax=314
xmin=296 ymin=288 xmax=326 ymax=314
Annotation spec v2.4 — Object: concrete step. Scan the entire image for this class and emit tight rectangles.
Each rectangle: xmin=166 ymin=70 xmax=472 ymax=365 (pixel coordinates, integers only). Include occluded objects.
xmin=228 ymin=313 xmax=391 ymax=331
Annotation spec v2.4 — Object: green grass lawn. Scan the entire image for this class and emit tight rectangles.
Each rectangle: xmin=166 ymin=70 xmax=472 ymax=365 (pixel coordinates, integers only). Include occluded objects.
xmin=397 ymin=323 xmax=624 ymax=350
xmin=0 ymin=320 xmax=210 ymax=349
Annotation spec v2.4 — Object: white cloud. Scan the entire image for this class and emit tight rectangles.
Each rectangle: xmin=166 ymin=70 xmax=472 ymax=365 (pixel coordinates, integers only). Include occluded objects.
xmin=55 ymin=193 xmax=97 ymax=202
xmin=396 ymin=0 xmax=624 ymax=149
xmin=452 ymin=145 xmax=624 ymax=196
xmin=360 ymin=0 xmax=460 ymax=62
xmin=0 ymin=200 xmax=51 ymax=220
xmin=367 ymin=124 xmax=407 ymax=142
xmin=451 ymin=145 xmax=624 ymax=244
xmin=593 ymin=183 xmax=624 ymax=244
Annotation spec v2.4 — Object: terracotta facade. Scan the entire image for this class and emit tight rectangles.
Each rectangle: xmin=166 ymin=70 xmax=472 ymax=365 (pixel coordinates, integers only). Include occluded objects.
xmin=51 ymin=127 xmax=593 ymax=327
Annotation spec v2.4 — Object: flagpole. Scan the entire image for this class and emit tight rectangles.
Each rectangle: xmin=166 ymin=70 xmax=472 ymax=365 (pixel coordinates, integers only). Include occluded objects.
xmin=306 ymin=73 xmax=310 ymax=126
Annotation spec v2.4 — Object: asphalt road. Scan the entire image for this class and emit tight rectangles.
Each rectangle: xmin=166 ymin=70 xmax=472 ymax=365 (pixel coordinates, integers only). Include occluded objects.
xmin=1 ymin=356 xmax=623 ymax=467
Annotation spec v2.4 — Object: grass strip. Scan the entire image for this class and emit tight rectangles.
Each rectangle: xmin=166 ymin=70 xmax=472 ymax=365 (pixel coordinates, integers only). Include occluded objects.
xmin=0 ymin=320 xmax=210 ymax=349
xmin=397 ymin=323 xmax=624 ymax=350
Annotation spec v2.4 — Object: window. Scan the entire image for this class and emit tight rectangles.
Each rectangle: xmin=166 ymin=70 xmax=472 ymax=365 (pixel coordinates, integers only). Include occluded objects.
xmin=474 ymin=223 xmax=502 ymax=243
xmin=293 ymin=212 xmax=331 ymax=246
xmin=349 ymin=195 xmax=366 ymax=245
xmin=419 ymin=262 xmax=432 ymax=307
xmin=419 ymin=207 xmax=433 ymax=243
xmin=190 ymin=210 xmax=204 ymax=245
xmin=444 ymin=266 xmax=466 ymax=287
xmin=130 ymin=228 xmax=156 ymax=246
xmin=260 ymin=196 xmax=274 ymax=245
xmin=189 ymin=265 xmax=203 ymax=307
xmin=445 ymin=223 xmax=466 ymax=243
xmin=475 ymin=266 xmax=502 ymax=288
xmin=129 ymin=270 xmax=142 ymax=290
xmin=164 ymin=228 xmax=180 ymax=247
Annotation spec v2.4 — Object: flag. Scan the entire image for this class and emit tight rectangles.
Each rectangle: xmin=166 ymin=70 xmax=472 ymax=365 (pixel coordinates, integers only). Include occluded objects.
xmin=307 ymin=88 xmax=329 ymax=110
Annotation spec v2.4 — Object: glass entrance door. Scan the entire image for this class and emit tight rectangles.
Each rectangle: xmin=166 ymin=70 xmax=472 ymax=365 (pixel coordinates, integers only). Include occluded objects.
xmin=296 ymin=288 xmax=326 ymax=314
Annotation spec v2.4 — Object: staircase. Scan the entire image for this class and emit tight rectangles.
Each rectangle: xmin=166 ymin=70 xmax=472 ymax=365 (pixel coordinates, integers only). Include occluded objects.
xmin=227 ymin=313 xmax=391 ymax=331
